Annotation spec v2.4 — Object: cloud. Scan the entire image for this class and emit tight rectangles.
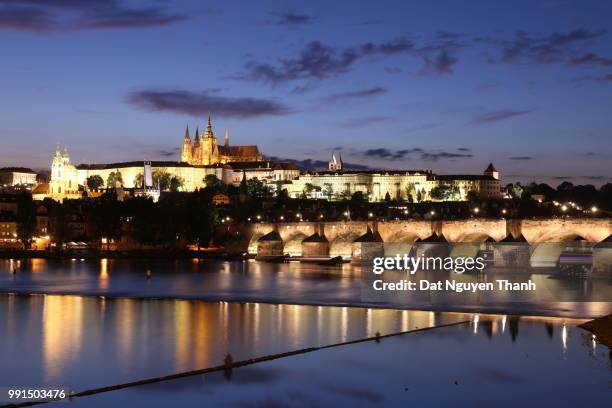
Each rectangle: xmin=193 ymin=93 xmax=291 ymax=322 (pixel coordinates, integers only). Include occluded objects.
xmin=470 ymin=109 xmax=531 ymax=125
xmin=362 ymin=148 xmax=423 ymax=160
xmin=477 ymin=28 xmax=608 ymax=65
xmin=360 ymin=38 xmax=415 ymax=55
xmin=457 ymin=147 xmax=471 ymax=152
xmin=154 ymin=148 xmax=180 ymax=158
xmin=566 ymin=73 xmax=612 ymax=84
xmin=421 ymin=152 xmax=473 ymax=161
xmin=334 ymin=116 xmax=390 ymax=128
xmin=272 ymin=12 xmax=315 ymax=26
xmin=509 ymin=156 xmax=533 ymax=160
xmin=126 ymin=89 xmax=291 ymax=118
xmin=569 ymin=53 xmax=612 ymax=67
xmin=0 ymin=0 xmax=187 ymax=32
xmin=404 ymin=122 xmax=440 ymax=133
xmin=235 ymin=36 xmax=462 ymax=84
xmin=237 ymin=41 xmax=360 ymax=83
xmin=265 ymin=156 xmax=371 ymax=171
xmin=325 ymin=87 xmax=387 ymax=102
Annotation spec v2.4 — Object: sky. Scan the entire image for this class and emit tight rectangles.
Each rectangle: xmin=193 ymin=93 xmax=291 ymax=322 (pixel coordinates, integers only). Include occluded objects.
xmin=0 ymin=0 xmax=611 ymax=186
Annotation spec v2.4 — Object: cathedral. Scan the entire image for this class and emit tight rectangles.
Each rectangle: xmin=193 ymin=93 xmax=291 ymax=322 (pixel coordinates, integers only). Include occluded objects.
xmin=181 ymin=115 xmax=263 ymax=165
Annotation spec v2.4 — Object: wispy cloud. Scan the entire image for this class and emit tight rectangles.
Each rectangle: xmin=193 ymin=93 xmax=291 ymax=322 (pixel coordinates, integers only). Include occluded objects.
xmin=126 ymin=89 xmax=292 ymax=118
xmin=476 ymin=28 xmax=609 ymax=65
xmin=509 ymin=156 xmax=533 ymax=160
xmin=470 ymin=109 xmax=531 ymax=125
xmin=421 ymin=151 xmax=473 ymax=161
xmin=0 ymin=0 xmax=187 ymax=32
xmin=271 ymin=12 xmax=316 ymax=26
xmin=333 ymin=116 xmax=390 ymax=128
xmin=325 ymin=87 xmax=387 ymax=102
xmin=233 ymin=36 xmax=463 ymax=84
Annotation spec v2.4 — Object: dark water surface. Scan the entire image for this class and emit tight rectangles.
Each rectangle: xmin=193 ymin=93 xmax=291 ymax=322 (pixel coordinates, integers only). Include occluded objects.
xmin=1 ymin=258 xmax=610 ymax=317
xmin=0 ymin=293 xmax=467 ymax=396
xmin=70 ymin=317 xmax=611 ymax=408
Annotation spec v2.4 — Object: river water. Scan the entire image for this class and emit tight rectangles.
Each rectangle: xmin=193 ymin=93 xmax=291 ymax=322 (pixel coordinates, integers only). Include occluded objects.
xmin=1 ymin=258 xmax=610 ymax=317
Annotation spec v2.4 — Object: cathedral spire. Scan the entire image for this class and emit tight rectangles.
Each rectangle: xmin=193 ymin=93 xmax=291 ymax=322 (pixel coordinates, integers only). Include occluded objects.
xmin=204 ymin=113 xmax=213 ymax=138
xmin=224 ymin=128 xmax=229 ymax=146
xmin=195 ymin=126 xmax=199 ymax=139
xmin=184 ymin=125 xmax=190 ymax=140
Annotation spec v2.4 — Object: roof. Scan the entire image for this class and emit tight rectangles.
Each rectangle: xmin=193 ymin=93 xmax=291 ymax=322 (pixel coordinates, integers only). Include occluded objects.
xmin=485 ymin=163 xmax=498 ymax=173
xmin=417 ymin=233 xmax=448 ymax=243
xmin=354 ymin=227 xmax=384 ymax=243
xmin=302 ymin=232 xmax=329 ymax=243
xmin=431 ymin=174 xmax=496 ymax=181
xmin=0 ymin=167 xmax=36 ymax=174
xmin=301 ymin=170 xmax=428 ymax=176
xmin=76 ymin=161 xmax=216 ymax=170
xmin=224 ymin=161 xmax=275 ymax=170
xmin=218 ymin=145 xmax=261 ymax=157
xmin=258 ymin=230 xmax=282 ymax=242
xmin=273 ymin=162 xmax=299 ymax=171
xmin=32 ymin=183 xmax=49 ymax=194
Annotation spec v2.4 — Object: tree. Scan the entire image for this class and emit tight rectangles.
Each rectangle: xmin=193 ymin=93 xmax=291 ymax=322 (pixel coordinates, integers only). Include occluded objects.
xmin=430 ymin=185 xmax=460 ymax=201
xmin=16 ymin=194 xmax=37 ymax=249
xmin=246 ymin=179 xmax=272 ymax=199
xmin=134 ymin=173 xmax=144 ymax=188
xmin=169 ymin=176 xmax=184 ymax=192
xmin=506 ymin=183 xmax=525 ymax=200
xmin=86 ymin=175 xmax=104 ymax=191
xmin=204 ymin=174 xmax=224 ymax=192
xmin=107 ymin=171 xmax=123 ymax=188
xmin=152 ymin=169 xmax=172 ymax=191
xmin=351 ymin=191 xmax=367 ymax=204
xmin=384 ymin=192 xmax=391 ymax=202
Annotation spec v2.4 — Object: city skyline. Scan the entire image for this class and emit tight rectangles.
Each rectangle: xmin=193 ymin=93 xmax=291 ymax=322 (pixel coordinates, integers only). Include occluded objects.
xmin=1 ymin=0 xmax=611 ymax=185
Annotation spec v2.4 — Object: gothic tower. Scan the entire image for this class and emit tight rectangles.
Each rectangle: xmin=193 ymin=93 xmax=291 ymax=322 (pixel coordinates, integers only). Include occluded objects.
xmin=200 ymin=114 xmax=219 ymax=165
xmin=329 ymin=151 xmax=343 ymax=171
xmin=180 ymin=125 xmax=192 ymax=163
xmin=192 ymin=127 xmax=202 ymax=164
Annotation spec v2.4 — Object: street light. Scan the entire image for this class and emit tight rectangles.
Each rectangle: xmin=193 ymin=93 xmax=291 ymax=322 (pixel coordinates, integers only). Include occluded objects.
xmin=591 ymin=206 xmax=598 ymax=213
xmin=368 ymin=212 xmax=373 ymax=218
xmin=561 ymin=205 xmax=568 ymax=212
xmin=501 ymin=209 xmax=507 ymax=215
xmin=473 ymin=207 xmax=480 ymax=214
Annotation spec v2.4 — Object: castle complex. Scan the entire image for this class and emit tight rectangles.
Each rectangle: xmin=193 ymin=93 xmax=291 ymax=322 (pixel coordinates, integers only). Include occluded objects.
xmin=44 ymin=115 xmax=502 ymax=202
xmin=180 ymin=115 xmax=263 ymax=165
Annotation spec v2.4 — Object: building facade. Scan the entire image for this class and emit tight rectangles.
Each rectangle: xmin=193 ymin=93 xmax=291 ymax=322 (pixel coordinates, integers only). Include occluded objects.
xmin=287 ymin=159 xmax=501 ymax=201
xmin=0 ymin=167 xmax=37 ymax=186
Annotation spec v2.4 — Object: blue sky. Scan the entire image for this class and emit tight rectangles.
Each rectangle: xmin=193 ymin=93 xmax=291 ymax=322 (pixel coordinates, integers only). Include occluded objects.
xmin=1 ymin=0 xmax=611 ymax=185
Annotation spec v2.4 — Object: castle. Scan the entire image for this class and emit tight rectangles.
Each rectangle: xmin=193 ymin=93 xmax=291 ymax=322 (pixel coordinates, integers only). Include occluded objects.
xmin=43 ymin=115 xmax=501 ymax=202
xmin=180 ymin=115 xmax=262 ymax=165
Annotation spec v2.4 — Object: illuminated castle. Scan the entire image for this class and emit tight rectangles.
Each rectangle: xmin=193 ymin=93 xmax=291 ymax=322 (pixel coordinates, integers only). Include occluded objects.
xmin=180 ymin=115 xmax=262 ymax=165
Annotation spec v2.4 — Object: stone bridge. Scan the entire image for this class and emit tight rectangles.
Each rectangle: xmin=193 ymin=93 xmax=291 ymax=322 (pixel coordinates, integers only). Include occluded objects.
xmin=244 ymin=218 xmax=612 ymax=259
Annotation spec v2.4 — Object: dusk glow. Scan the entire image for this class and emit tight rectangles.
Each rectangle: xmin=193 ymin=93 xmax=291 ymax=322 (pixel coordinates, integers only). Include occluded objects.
xmin=1 ymin=0 xmax=611 ymax=184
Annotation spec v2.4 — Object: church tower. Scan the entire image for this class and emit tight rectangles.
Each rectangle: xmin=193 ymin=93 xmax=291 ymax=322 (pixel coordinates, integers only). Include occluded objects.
xmin=484 ymin=163 xmax=499 ymax=180
xmin=192 ymin=127 xmax=202 ymax=164
xmin=200 ymin=114 xmax=219 ymax=165
xmin=180 ymin=125 xmax=192 ymax=163
xmin=329 ymin=151 xmax=343 ymax=171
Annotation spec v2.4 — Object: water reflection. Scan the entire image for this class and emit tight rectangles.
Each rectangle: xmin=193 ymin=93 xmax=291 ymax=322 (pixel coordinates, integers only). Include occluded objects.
xmin=1 ymin=258 xmax=611 ymax=318
xmin=0 ymin=294 xmax=467 ymax=392
xmin=72 ymin=315 xmax=610 ymax=408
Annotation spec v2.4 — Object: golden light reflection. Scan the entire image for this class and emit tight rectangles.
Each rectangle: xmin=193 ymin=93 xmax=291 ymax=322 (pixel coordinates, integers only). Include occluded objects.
xmin=561 ymin=323 xmax=568 ymax=353
xmin=42 ymin=295 xmax=83 ymax=383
